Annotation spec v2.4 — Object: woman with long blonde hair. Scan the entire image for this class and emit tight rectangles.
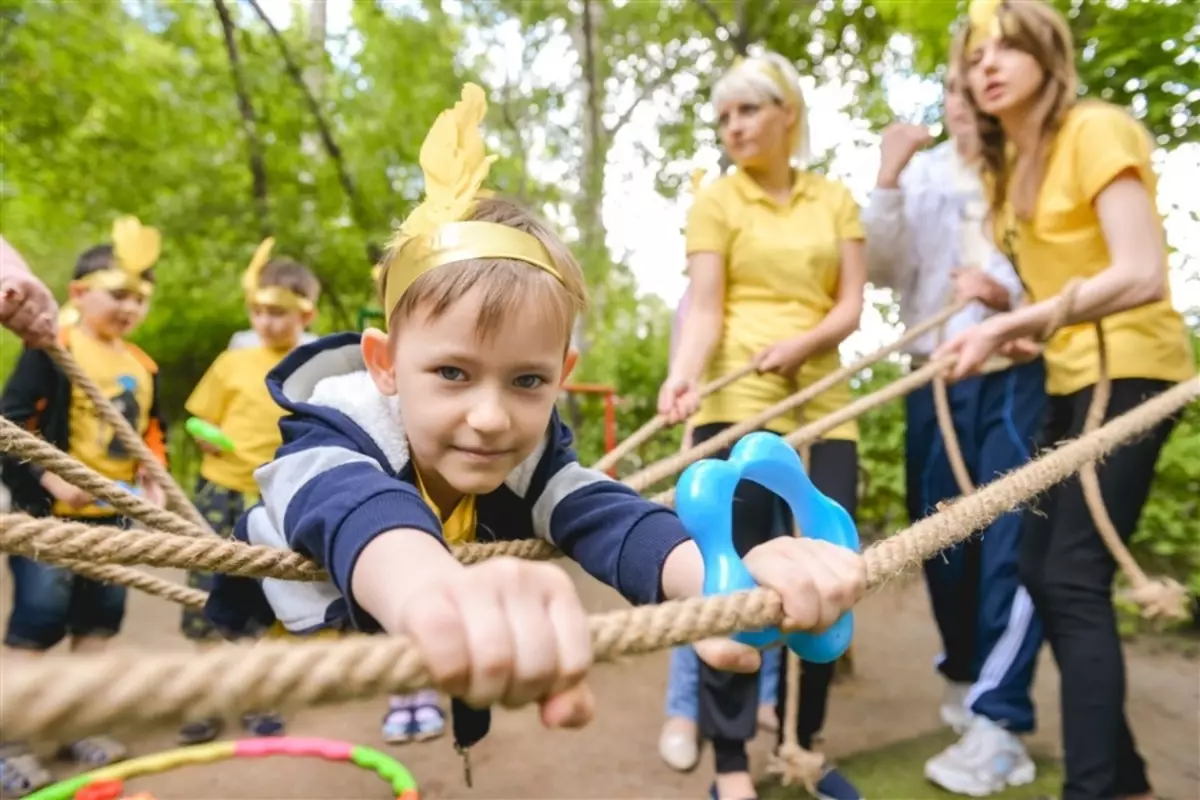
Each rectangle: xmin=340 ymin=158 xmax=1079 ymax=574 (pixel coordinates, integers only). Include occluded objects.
xmin=658 ymin=51 xmax=866 ymax=800
xmin=939 ymin=2 xmax=1196 ymax=798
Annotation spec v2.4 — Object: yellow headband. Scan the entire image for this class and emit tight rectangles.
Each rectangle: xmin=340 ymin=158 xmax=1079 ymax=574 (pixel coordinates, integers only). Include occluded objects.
xmin=965 ymin=0 xmax=1012 ymax=54
xmin=380 ymin=83 xmax=562 ymax=323
xmin=733 ymin=56 xmax=801 ymax=109
xmin=240 ymin=237 xmax=314 ymax=313
xmin=72 ymin=215 xmax=160 ymax=299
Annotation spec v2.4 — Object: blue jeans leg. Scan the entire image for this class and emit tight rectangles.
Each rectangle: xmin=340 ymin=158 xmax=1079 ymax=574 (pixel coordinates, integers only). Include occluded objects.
xmin=664 ymin=645 xmax=783 ymax=722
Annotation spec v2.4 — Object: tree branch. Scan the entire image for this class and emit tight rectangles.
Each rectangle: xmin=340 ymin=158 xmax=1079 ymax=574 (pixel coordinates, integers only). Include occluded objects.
xmin=606 ymin=65 xmax=674 ymax=137
xmin=212 ymin=0 xmax=270 ymax=238
xmin=693 ymin=0 xmax=730 ymax=37
xmin=241 ymin=0 xmax=380 ymax=264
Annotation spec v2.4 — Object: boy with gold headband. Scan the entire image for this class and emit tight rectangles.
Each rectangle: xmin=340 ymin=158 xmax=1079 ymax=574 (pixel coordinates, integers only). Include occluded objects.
xmin=0 ymin=217 xmax=168 ymax=796
xmin=176 ymin=241 xmax=320 ymax=745
xmin=204 ymin=84 xmax=866 ymax=758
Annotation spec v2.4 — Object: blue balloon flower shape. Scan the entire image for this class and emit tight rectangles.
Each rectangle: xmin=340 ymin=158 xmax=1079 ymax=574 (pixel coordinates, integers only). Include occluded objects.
xmin=674 ymin=431 xmax=860 ymax=664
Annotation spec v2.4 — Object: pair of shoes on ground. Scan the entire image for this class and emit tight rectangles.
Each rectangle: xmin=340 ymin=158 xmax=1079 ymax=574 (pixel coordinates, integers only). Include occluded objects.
xmin=177 ymin=712 xmax=286 ymax=746
xmin=658 ymin=705 xmax=780 ymax=774
xmin=1 ymin=736 xmax=128 ymax=798
xmin=382 ymin=693 xmax=445 ymax=745
xmin=929 ymin=682 xmax=1036 ymax=797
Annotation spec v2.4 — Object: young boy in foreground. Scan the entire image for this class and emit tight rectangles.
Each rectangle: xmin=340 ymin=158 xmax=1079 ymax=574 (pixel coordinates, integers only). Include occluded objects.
xmin=205 ymin=85 xmax=866 ymax=768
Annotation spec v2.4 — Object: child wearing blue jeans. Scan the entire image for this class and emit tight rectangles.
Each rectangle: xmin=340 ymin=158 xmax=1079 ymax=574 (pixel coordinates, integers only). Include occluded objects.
xmin=203 ymin=85 xmax=866 ymax=776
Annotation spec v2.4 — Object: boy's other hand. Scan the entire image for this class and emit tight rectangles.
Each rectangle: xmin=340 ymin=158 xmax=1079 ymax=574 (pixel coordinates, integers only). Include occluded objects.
xmin=39 ymin=472 xmax=93 ymax=509
xmin=195 ymin=438 xmax=223 ymax=456
xmin=394 ymin=556 xmax=595 ymax=728
xmin=694 ymin=537 xmax=866 ymax=673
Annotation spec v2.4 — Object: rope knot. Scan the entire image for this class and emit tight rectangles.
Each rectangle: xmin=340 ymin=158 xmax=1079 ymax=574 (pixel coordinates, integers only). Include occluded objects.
xmin=766 ymin=743 xmax=826 ymax=793
xmin=1123 ymin=577 xmax=1192 ymax=624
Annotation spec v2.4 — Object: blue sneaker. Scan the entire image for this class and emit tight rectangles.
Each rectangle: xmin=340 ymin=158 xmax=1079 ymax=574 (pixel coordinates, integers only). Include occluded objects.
xmin=814 ymin=766 xmax=862 ymax=800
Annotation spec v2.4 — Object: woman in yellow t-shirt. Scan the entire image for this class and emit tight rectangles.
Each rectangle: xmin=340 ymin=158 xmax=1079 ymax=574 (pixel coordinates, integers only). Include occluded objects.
xmin=656 ymin=52 xmax=867 ymax=800
xmin=940 ymin=3 xmax=1196 ymax=799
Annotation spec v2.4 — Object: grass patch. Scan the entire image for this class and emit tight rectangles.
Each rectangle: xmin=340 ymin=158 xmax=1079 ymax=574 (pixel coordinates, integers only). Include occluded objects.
xmin=759 ymin=729 xmax=1061 ymax=800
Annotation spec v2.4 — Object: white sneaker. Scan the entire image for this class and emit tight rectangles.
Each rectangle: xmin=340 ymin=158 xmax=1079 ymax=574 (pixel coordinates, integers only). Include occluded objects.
xmin=657 ymin=717 xmax=699 ymax=772
xmin=925 ymin=715 xmax=1036 ymax=797
xmin=940 ymin=681 xmax=973 ymax=733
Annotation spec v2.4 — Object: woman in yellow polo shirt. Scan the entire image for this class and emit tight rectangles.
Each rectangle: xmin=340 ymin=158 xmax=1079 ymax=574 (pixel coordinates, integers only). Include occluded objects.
xmin=657 ymin=52 xmax=866 ymax=800
xmin=939 ymin=3 xmax=1196 ymax=799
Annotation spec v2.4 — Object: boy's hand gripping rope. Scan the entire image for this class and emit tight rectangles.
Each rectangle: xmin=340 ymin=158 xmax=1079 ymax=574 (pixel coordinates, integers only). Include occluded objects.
xmin=0 ymin=375 xmax=1194 ymax=740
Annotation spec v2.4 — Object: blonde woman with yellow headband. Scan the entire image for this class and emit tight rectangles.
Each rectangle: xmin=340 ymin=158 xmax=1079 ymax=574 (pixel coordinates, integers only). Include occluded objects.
xmin=203 ymin=83 xmax=868 ymax=765
xmin=175 ymin=240 xmax=320 ymax=746
xmin=657 ymin=53 xmax=867 ymax=800
xmin=0 ymin=218 xmax=169 ymax=794
xmin=936 ymin=2 xmax=1197 ymax=799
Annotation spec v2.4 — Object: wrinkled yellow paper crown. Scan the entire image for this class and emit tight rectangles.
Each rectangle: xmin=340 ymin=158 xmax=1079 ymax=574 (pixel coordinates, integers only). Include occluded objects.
xmin=965 ymin=0 xmax=1010 ymax=54
xmin=73 ymin=215 xmax=161 ymax=298
xmin=379 ymin=83 xmax=563 ymax=323
xmin=241 ymin=237 xmax=314 ymax=313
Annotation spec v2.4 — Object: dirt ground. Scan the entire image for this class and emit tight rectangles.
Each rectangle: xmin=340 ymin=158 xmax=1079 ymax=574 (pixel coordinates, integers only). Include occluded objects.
xmin=3 ymin=561 xmax=1197 ymax=800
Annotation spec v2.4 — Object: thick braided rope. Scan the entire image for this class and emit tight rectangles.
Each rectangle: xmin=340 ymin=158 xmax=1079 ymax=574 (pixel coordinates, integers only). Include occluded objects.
xmin=0 ymin=513 xmax=326 ymax=581
xmin=591 ymin=363 xmax=757 ymax=473
xmin=622 ymin=304 xmax=966 ymax=494
xmin=3 ymin=376 xmax=1192 ymax=740
xmin=45 ymin=342 xmax=213 ymax=534
xmin=1044 ymin=283 xmax=1190 ymax=621
xmin=768 ymin=444 xmax=826 ymax=792
xmin=57 ymin=559 xmax=207 ymax=609
xmin=0 ymin=418 xmax=211 ymax=540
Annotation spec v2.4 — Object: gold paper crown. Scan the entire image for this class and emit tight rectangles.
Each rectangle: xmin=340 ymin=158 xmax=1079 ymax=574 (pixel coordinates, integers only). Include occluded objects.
xmin=690 ymin=168 xmax=707 ymax=194
xmin=965 ymin=0 xmax=1010 ymax=54
xmin=240 ymin=237 xmax=314 ymax=313
xmin=380 ymin=83 xmax=563 ymax=323
xmin=74 ymin=215 xmax=161 ymax=298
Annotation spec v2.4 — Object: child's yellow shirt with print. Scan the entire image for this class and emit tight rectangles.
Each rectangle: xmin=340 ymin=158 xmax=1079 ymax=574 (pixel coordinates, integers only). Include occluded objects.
xmin=186 ymin=346 xmax=293 ymax=495
xmin=55 ymin=326 xmax=154 ymax=517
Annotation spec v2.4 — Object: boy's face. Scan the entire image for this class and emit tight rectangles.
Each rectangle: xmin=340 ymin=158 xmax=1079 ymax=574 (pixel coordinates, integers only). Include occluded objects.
xmin=250 ymin=303 xmax=312 ymax=350
xmin=69 ymin=285 xmax=150 ymax=339
xmin=364 ymin=286 xmax=576 ymax=503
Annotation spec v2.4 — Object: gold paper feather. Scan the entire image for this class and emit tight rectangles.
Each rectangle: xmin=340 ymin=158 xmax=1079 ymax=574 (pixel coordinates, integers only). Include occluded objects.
xmin=966 ymin=0 xmax=1005 ymax=52
xmin=389 ymin=83 xmax=497 ymax=254
xmin=241 ymin=237 xmax=276 ymax=295
xmin=111 ymin=216 xmax=161 ymax=276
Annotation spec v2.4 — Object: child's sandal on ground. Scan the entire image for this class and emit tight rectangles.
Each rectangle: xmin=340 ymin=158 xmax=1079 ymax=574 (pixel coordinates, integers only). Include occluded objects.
xmin=0 ymin=752 xmax=53 ymax=797
xmin=58 ymin=736 xmax=128 ymax=767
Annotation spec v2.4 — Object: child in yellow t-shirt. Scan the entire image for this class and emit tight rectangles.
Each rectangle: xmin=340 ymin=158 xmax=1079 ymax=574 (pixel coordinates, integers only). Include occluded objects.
xmin=0 ymin=218 xmax=167 ymax=795
xmin=176 ymin=244 xmax=319 ymax=745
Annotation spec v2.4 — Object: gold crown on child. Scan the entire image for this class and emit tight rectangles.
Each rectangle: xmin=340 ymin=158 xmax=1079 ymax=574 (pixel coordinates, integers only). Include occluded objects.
xmin=379 ymin=83 xmax=563 ymax=323
xmin=241 ymin=237 xmax=314 ymax=313
xmin=74 ymin=216 xmax=161 ymax=298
